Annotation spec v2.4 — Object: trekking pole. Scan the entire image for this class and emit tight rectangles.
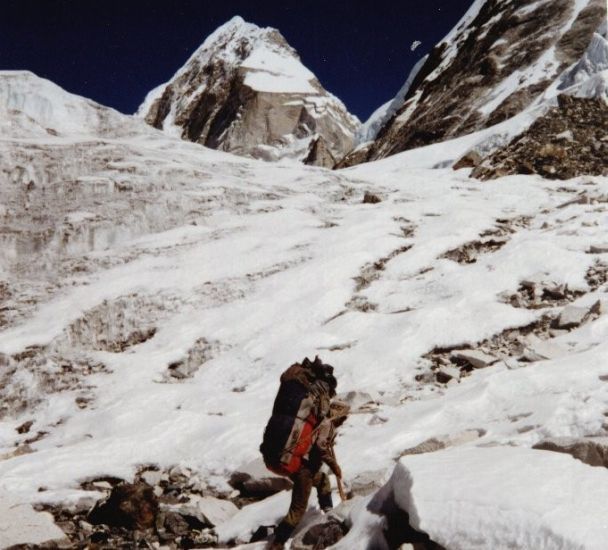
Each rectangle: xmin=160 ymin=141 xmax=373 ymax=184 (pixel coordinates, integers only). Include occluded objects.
xmin=336 ymin=475 xmax=347 ymax=502
xmin=330 ymin=446 xmax=347 ymax=502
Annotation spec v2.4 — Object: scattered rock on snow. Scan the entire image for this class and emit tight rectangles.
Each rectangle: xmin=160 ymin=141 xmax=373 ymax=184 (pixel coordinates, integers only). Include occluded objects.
xmin=556 ymin=305 xmax=589 ymax=329
xmin=440 ymin=237 xmax=508 ymax=264
xmin=533 ymin=436 xmax=608 ymax=468
xmin=423 ymin=314 xmax=557 ymax=379
xmin=502 ymin=275 xmax=583 ymax=310
xmin=400 ymin=429 xmax=485 ymax=457
xmin=362 ymin=192 xmax=382 ymax=204
xmin=16 ymin=419 xmax=34 ymax=434
xmin=589 ymin=244 xmax=608 ymax=254
xmin=586 ymin=262 xmax=608 ymax=290
xmin=473 ymin=95 xmax=608 ymax=181
xmin=165 ymin=337 xmax=217 ymax=381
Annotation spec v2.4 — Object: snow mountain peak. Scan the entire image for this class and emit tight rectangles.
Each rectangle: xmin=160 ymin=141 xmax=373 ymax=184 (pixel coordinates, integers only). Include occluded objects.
xmin=137 ymin=17 xmax=359 ymax=166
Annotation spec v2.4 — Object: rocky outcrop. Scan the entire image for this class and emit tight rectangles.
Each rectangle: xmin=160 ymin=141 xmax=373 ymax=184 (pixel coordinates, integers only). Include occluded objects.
xmin=471 ymin=94 xmax=608 ymax=179
xmin=303 ymin=136 xmax=336 ymax=168
xmin=343 ymin=0 xmax=606 ymax=165
xmin=88 ymin=483 xmax=159 ymax=529
xmin=137 ymin=17 xmax=359 ymax=164
xmin=533 ymin=436 xmax=608 ymax=467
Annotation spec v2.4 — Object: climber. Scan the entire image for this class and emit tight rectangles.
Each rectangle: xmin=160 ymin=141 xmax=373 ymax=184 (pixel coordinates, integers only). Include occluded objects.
xmin=259 ymin=356 xmax=350 ymax=550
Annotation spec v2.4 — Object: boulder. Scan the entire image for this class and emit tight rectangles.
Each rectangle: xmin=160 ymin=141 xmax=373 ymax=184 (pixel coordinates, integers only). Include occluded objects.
xmin=170 ymin=495 xmax=239 ymax=527
xmin=162 ymin=510 xmax=190 ymax=536
xmin=386 ymin=446 xmax=608 ymax=549
xmin=590 ymin=244 xmax=608 ymax=254
xmin=16 ymin=419 xmax=34 ymax=434
xmin=450 ymin=349 xmax=498 ymax=369
xmin=0 ymin=494 xmax=68 ymax=548
xmin=556 ymin=305 xmax=590 ymax=329
xmin=435 ymin=365 xmax=460 ymax=383
xmin=229 ymin=457 xmax=292 ymax=497
xmin=292 ymin=517 xmax=347 ymax=549
xmin=87 ymin=482 xmax=158 ymax=529
xmin=533 ymin=436 xmax=608 ymax=468
xmin=522 ymin=335 xmax=567 ymax=361
xmin=362 ymin=192 xmax=382 ymax=204
xmin=140 ymin=469 xmax=163 ymax=487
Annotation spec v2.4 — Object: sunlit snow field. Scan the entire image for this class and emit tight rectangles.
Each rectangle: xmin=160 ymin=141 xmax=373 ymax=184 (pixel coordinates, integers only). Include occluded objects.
xmin=1 ymin=70 xmax=608 ymax=548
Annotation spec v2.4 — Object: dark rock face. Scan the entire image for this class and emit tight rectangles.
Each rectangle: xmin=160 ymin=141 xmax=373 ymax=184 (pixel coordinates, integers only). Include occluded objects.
xmin=471 ymin=95 xmax=608 ymax=180
xmin=533 ymin=437 xmax=608 ymax=468
xmin=88 ymin=483 xmax=158 ymax=530
xmin=356 ymin=0 xmax=606 ymax=164
xmin=299 ymin=518 xmax=347 ymax=549
xmin=304 ymin=137 xmax=336 ymax=169
xmin=334 ymin=143 xmax=372 ymax=169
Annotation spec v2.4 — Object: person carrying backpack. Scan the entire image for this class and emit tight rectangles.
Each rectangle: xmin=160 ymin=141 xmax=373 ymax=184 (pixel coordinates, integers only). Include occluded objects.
xmin=260 ymin=356 xmax=350 ymax=549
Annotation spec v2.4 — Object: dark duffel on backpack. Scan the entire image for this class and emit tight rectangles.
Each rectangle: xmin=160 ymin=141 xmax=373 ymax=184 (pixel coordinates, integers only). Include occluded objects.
xmin=260 ymin=357 xmax=337 ymax=476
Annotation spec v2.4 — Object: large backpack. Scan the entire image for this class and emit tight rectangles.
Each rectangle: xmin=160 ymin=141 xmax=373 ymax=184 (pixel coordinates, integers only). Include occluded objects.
xmin=260 ymin=357 xmax=336 ymax=476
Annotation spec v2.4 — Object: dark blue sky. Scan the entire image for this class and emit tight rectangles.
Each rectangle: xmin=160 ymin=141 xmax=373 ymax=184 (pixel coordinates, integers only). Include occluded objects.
xmin=1 ymin=0 xmax=473 ymax=121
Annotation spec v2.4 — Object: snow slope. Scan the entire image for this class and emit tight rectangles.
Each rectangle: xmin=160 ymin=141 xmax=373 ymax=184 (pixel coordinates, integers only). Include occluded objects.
xmin=2 ymin=72 xmax=608 ymax=548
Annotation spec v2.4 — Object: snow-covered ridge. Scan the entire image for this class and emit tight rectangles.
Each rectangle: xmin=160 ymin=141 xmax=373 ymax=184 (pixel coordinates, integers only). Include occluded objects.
xmin=0 ymin=71 xmax=140 ymax=138
xmin=354 ymin=0 xmax=607 ymax=164
xmin=356 ymin=54 xmax=429 ymax=145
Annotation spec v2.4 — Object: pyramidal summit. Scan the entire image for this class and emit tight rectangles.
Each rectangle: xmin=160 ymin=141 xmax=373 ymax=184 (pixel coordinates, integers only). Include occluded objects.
xmin=137 ymin=16 xmax=360 ymax=167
